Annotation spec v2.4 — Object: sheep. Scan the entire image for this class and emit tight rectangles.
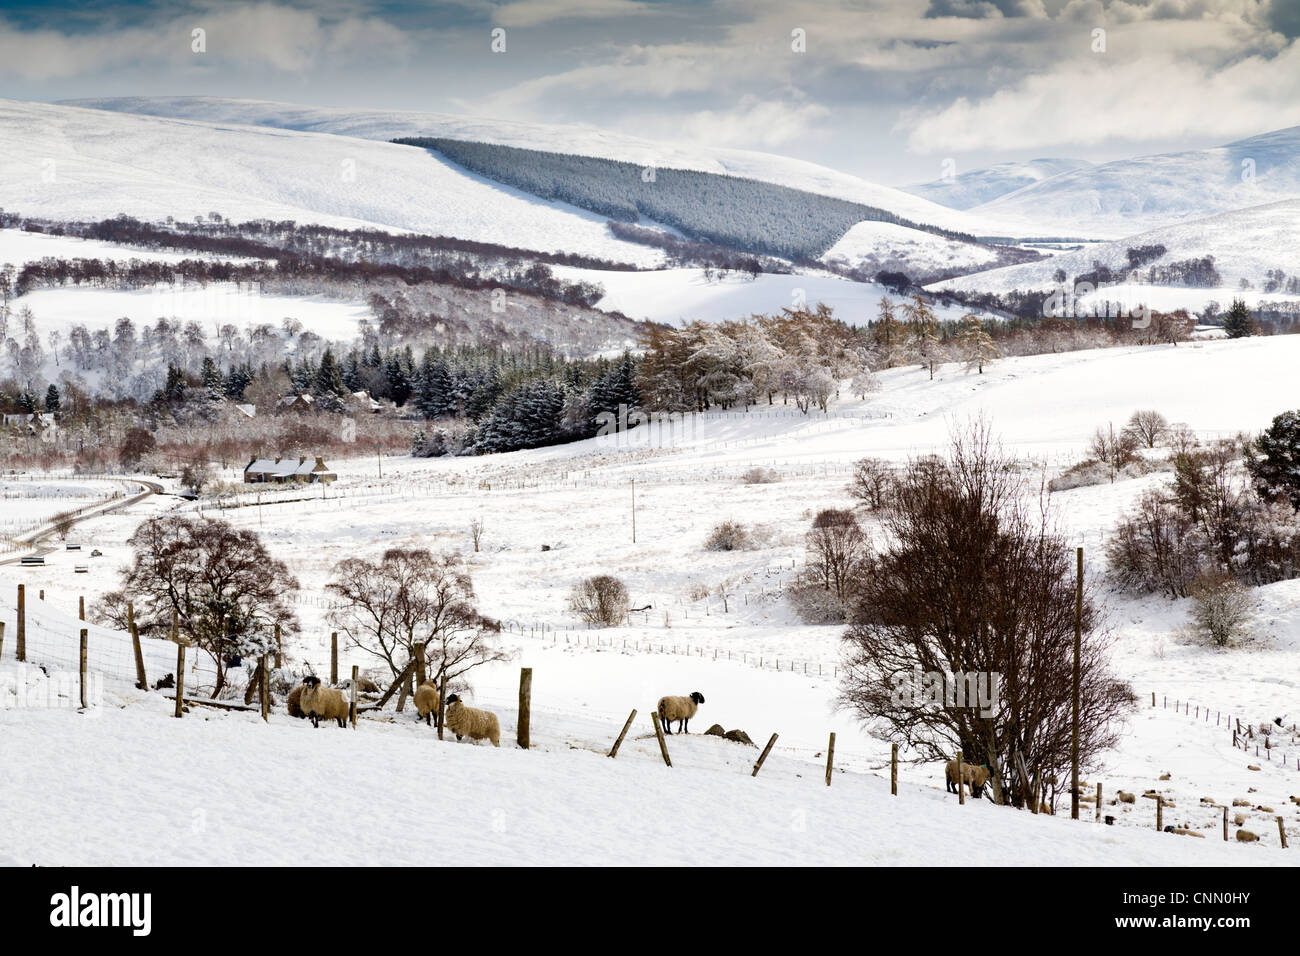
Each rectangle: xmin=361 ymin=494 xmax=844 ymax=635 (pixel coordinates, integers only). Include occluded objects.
xmin=414 ymin=680 xmax=441 ymax=727
xmin=444 ymin=694 xmax=499 ymax=746
xmin=1117 ymin=791 xmax=1136 ymax=804
xmin=1234 ymin=812 xmax=1247 ymax=826
xmin=943 ymin=759 xmax=992 ymax=800
xmin=1236 ymin=829 xmax=1259 ymax=843
xmin=299 ymin=676 xmax=349 ymax=729
xmin=656 ymin=692 xmax=705 ymax=735
xmin=286 ymin=683 xmax=307 ymax=719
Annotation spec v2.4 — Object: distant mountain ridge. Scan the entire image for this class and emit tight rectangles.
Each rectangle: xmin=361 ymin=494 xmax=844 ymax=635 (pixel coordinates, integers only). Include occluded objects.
xmin=904 ymin=158 xmax=1093 ymax=210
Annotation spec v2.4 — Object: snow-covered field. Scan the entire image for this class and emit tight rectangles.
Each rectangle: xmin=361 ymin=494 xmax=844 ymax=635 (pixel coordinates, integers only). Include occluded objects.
xmin=5 ymin=335 xmax=1300 ymax=865
xmin=18 ymin=282 xmax=372 ymax=342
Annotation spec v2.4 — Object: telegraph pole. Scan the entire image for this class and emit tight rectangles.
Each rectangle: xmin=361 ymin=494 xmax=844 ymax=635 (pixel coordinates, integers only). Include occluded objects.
xmin=1071 ymin=546 xmax=1082 ymax=820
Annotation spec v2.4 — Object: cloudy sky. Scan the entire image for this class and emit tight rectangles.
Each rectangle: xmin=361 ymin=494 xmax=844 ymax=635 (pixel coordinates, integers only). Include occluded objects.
xmin=1 ymin=0 xmax=1297 ymax=185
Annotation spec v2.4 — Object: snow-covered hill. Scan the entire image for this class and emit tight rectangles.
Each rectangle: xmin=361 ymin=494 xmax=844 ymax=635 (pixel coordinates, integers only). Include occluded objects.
xmin=66 ymin=96 xmax=1021 ymax=240
xmin=930 ymin=198 xmax=1300 ymax=313
xmin=973 ymin=127 xmax=1300 ymax=238
xmin=904 ymin=158 xmax=1092 ymax=211
xmin=0 ymin=99 xmax=661 ymax=267
xmin=8 ymin=334 xmax=1300 ymax=864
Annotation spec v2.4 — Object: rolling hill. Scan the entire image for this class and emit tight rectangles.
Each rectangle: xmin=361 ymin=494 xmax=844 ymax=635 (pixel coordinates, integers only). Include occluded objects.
xmin=904 ymin=158 xmax=1093 ymax=210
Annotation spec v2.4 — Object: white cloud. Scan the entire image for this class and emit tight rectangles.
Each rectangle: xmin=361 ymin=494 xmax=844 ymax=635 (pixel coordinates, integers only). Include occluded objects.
xmin=901 ymin=39 xmax=1300 ymax=151
xmin=491 ymin=0 xmax=658 ymax=28
xmin=0 ymin=2 xmax=412 ymax=80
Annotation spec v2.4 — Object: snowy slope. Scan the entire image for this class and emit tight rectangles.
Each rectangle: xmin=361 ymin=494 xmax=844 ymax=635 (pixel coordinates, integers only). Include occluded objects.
xmin=973 ymin=127 xmax=1300 ymax=237
xmin=66 ymin=96 xmax=1022 ymax=239
xmin=930 ymin=198 xmax=1300 ymax=311
xmin=821 ymin=220 xmax=1000 ymax=278
xmin=904 ymin=158 xmax=1093 ymax=210
xmin=552 ymin=265 xmax=996 ymax=327
xmin=0 ymin=99 xmax=661 ymax=267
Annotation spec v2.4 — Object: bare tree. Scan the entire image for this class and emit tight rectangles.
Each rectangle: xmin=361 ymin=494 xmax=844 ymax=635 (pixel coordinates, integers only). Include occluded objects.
xmin=569 ymin=575 xmax=630 ymax=627
xmin=1124 ymin=409 xmax=1169 ymax=449
xmin=839 ymin=423 xmax=1134 ymax=808
xmin=804 ymin=508 xmax=869 ymax=607
xmin=328 ymin=549 xmax=507 ymax=683
xmin=1089 ymin=423 xmax=1141 ymax=481
xmin=848 ymin=457 xmax=893 ymax=511
xmin=120 ymin=515 xmax=298 ymax=696
xmin=469 ymin=517 xmax=484 ymax=553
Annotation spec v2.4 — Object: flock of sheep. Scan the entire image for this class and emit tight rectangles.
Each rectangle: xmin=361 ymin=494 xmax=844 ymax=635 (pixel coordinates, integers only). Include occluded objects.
xmin=282 ymin=675 xmax=709 ymax=751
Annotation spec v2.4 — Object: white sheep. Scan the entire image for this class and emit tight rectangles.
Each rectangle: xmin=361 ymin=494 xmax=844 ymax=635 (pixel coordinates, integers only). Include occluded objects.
xmin=444 ymin=694 xmax=500 ymax=746
xmin=414 ymin=680 xmax=441 ymax=727
xmin=299 ymin=676 xmax=349 ymax=729
xmin=657 ymin=692 xmax=705 ymax=735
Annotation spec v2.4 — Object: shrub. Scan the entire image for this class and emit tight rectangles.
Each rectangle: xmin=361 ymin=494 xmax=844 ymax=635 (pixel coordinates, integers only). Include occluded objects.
xmin=569 ymin=575 xmax=630 ymax=627
xmin=704 ymin=520 xmax=751 ymax=552
xmin=1187 ymin=570 xmax=1253 ymax=647
xmin=741 ymin=467 xmax=780 ymax=484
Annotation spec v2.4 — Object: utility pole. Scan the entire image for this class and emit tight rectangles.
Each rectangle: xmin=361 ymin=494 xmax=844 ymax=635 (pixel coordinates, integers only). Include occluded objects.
xmin=1071 ymin=546 xmax=1082 ymax=821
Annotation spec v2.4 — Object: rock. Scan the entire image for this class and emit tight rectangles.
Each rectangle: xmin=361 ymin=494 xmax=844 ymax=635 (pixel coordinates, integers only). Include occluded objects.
xmin=723 ymin=729 xmax=755 ymax=746
xmin=703 ymin=724 xmax=726 ymax=737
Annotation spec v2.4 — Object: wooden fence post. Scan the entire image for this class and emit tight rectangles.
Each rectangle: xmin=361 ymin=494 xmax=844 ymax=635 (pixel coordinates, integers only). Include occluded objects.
xmin=752 ymin=733 xmax=778 ymax=777
xmin=274 ymin=622 xmax=282 ymax=669
xmin=891 ymin=743 xmax=898 ymax=796
xmin=79 ymin=628 xmax=88 ymax=709
xmin=1280 ymin=817 xmax=1289 ymax=849
xmin=1156 ymin=795 xmax=1163 ymax=830
xmin=0 ymin=621 xmax=4 ymax=659
xmin=1095 ymin=783 xmax=1102 ymax=822
xmin=414 ymin=642 xmax=426 ymax=686
xmin=825 ymin=732 xmax=835 ymax=787
xmin=957 ymin=752 xmax=965 ymax=805
xmin=1223 ymin=806 xmax=1228 ymax=841
xmin=608 ymin=709 xmax=637 ymax=758
xmin=437 ymin=674 xmax=447 ymax=740
xmin=651 ymin=712 xmax=672 ymax=767
xmin=260 ymin=655 xmax=270 ymax=722
xmin=79 ymin=595 xmax=85 ymax=621
xmin=16 ymin=583 xmax=25 ymax=661
xmin=174 ymin=643 xmax=186 ymax=719
xmin=350 ymin=665 xmax=359 ymax=729
xmin=518 ymin=667 xmax=532 ymax=750
xmin=330 ymin=632 xmax=338 ymax=685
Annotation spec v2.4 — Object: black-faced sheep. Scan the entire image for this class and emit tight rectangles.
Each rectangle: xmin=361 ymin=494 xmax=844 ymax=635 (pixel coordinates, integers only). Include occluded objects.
xmin=444 ymin=694 xmax=500 ymax=746
xmin=414 ymin=680 xmax=441 ymax=726
xmin=656 ymin=692 xmax=705 ymax=735
xmin=944 ymin=759 xmax=991 ymax=799
xmin=1236 ymin=829 xmax=1259 ymax=843
xmin=286 ymin=683 xmax=307 ymax=719
xmin=299 ymin=676 xmax=349 ymax=729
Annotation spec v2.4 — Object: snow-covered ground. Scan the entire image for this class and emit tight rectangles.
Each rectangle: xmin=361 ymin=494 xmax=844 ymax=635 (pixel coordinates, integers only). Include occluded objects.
xmin=5 ymin=335 xmax=1300 ymax=864
xmin=820 ymin=220 xmax=1000 ymax=278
